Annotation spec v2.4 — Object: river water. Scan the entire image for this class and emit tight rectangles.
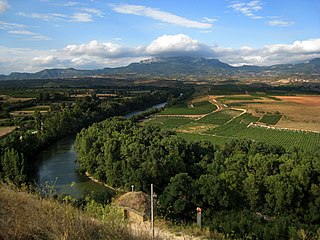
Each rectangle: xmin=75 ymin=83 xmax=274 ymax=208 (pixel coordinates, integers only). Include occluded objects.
xmin=34 ymin=102 xmax=166 ymax=198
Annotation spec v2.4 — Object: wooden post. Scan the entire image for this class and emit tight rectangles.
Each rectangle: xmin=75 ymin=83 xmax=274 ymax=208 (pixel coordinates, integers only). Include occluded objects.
xmin=196 ymin=207 xmax=202 ymax=228
xmin=151 ymin=184 xmax=154 ymax=239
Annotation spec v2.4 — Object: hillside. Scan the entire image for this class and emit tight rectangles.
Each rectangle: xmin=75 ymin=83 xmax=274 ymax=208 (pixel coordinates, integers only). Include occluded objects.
xmin=0 ymin=184 xmax=151 ymax=240
xmin=1 ymin=56 xmax=320 ymax=80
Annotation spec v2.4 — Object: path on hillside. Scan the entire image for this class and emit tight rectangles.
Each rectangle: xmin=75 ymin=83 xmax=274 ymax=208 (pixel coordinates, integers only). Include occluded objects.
xmin=130 ymin=221 xmax=205 ymax=240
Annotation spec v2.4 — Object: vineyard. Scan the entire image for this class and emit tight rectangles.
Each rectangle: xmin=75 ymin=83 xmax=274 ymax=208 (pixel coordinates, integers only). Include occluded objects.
xmin=259 ymin=113 xmax=282 ymax=125
xmin=144 ymin=94 xmax=320 ymax=151
xmin=144 ymin=116 xmax=192 ymax=130
xmin=159 ymin=101 xmax=217 ymax=115
xmin=197 ymin=109 xmax=242 ymax=125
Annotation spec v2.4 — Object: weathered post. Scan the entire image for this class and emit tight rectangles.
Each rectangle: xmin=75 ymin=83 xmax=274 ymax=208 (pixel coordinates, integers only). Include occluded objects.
xmin=151 ymin=184 xmax=154 ymax=239
xmin=196 ymin=207 xmax=202 ymax=228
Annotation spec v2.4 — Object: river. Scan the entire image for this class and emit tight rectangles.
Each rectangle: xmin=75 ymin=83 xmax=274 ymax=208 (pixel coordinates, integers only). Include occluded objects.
xmin=34 ymin=102 xmax=166 ymax=199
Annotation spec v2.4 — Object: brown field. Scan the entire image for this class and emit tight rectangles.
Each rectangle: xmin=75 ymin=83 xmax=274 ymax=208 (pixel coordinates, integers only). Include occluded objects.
xmin=244 ymin=95 xmax=320 ymax=131
xmin=277 ymin=95 xmax=320 ymax=107
xmin=10 ymin=110 xmax=48 ymax=117
xmin=0 ymin=95 xmax=34 ymax=103
xmin=0 ymin=126 xmax=17 ymax=137
xmin=208 ymin=94 xmax=320 ymax=131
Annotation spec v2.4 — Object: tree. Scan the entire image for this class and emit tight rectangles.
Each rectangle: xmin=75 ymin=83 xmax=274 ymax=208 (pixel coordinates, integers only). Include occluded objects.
xmin=1 ymin=148 xmax=26 ymax=185
xmin=159 ymin=173 xmax=195 ymax=220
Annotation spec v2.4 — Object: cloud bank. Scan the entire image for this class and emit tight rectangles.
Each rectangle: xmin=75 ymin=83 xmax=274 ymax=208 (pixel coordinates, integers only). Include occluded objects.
xmin=1 ymin=34 xmax=320 ymax=74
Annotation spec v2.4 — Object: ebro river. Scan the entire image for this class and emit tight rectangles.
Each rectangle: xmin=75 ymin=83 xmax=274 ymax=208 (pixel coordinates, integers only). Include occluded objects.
xmin=34 ymin=102 xmax=166 ymax=198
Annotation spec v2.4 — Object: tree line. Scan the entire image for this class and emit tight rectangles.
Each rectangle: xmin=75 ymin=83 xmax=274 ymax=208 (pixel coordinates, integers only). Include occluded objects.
xmin=74 ymin=117 xmax=320 ymax=239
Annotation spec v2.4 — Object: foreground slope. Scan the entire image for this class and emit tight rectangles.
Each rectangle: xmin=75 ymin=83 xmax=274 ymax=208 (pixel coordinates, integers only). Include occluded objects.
xmin=0 ymin=184 xmax=151 ymax=240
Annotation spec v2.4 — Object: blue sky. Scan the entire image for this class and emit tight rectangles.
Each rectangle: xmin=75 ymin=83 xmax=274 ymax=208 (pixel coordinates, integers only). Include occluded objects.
xmin=0 ymin=0 xmax=320 ymax=74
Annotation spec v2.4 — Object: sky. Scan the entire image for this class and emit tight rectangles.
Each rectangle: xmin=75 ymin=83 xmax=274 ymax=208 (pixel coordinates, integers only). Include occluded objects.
xmin=0 ymin=0 xmax=320 ymax=74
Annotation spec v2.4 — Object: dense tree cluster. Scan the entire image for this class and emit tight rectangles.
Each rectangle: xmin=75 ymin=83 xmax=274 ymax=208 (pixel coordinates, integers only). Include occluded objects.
xmin=75 ymin=117 xmax=320 ymax=239
xmin=0 ymin=91 xmax=167 ymax=185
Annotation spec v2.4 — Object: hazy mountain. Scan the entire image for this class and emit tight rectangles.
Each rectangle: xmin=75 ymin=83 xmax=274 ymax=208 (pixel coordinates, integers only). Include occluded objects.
xmin=0 ymin=57 xmax=319 ymax=80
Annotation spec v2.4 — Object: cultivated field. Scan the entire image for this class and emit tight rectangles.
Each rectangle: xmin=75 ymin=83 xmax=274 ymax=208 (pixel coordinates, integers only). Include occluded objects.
xmin=159 ymin=100 xmax=217 ymax=115
xmin=0 ymin=95 xmax=34 ymax=103
xmin=0 ymin=126 xmax=17 ymax=137
xmin=10 ymin=105 xmax=50 ymax=117
xmin=145 ymin=94 xmax=320 ymax=151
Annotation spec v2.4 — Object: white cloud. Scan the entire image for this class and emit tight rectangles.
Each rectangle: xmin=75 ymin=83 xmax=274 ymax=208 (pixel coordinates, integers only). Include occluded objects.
xmin=1 ymin=35 xmax=320 ymax=74
xmin=268 ymin=19 xmax=294 ymax=27
xmin=8 ymin=29 xmax=51 ymax=41
xmin=18 ymin=11 xmax=99 ymax=23
xmin=0 ymin=21 xmax=25 ymax=30
xmin=31 ymin=55 xmax=58 ymax=66
xmin=58 ymin=1 xmax=80 ymax=7
xmin=18 ymin=12 xmax=68 ymax=22
xmin=203 ymin=17 xmax=217 ymax=23
xmin=146 ymin=34 xmax=210 ymax=56
xmin=65 ymin=40 xmax=126 ymax=58
xmin=81 ymin=8 xmax=104 ymax=17
xmin=0 ymin=0 xmax=9 ymax=14
xmin=71 ymin=13 xmax=92 ymax=22
xmin=9 ymin=30 xmax=35 ymax=35
xmin=111 ymin=4 xmax=212 ymax=29
xmin=228 ymin=0 xmax=263 ymax=19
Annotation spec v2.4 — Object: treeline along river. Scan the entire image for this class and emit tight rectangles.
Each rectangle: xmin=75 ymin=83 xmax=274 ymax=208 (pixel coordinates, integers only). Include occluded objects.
xmin=33 ymin=102 xmax=166 ymax=199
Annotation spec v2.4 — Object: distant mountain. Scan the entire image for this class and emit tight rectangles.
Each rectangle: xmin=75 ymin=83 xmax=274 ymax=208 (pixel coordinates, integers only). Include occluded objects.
xmin=0 ymin=57 xmax=319 ymax=80
xmin=104 ymin=57 xmax=235 ymax=76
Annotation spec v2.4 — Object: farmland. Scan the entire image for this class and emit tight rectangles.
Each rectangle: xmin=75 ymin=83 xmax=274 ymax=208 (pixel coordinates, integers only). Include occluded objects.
xmin=159 ymin=100 xmax=217 ymax=115
xmin=145 ymin=93 xmax=320 ymax=151
xmin=0 ymin=126 xmax=17 ymax=137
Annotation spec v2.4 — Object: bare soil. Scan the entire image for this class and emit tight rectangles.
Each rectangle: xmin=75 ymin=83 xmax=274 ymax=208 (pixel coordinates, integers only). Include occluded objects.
xmin=247 ymin=95 xmax=320 ymax=131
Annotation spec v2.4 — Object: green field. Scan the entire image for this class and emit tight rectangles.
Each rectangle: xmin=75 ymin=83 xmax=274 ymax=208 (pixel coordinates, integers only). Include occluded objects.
xmin=22 ymin=106 xmax=50 ymax=111
xmin=218 ymin=96 xmax=262 ymax=101
xmin=259 ymin=114 xmax=282 ymax=125
xmin=159 ymin=101 xmax=217 ymax=115
xmin=197 ymin=109 xmax=242 ymax=125
xmin=144 ymin=116 xmax=192 ymax=130
xmin=146 ymin=106 xmax=320 ymax=151
xmin=176 ymin=132 xmax=231 ymax=145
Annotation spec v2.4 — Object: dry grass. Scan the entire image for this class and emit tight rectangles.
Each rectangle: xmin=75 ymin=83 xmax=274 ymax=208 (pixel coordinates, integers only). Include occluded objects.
xmin=0 ymin=184 xmax=152 ymax=240
xmin=0 ymin=96 xmax=34 ymax=103
xmin=0 ymin=126 xmax=16 ymax=137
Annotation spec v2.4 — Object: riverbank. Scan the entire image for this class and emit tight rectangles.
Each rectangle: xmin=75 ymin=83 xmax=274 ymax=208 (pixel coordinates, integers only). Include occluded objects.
xmin=84 ymin=172 xmax=120 ymax=193
xmin=33 ymin=101 xmax=167 ymax=198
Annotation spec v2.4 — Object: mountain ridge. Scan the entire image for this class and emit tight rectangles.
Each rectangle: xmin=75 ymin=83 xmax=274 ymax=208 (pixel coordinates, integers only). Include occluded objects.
xmin=1 ymin=56 xmax=319 ymax=80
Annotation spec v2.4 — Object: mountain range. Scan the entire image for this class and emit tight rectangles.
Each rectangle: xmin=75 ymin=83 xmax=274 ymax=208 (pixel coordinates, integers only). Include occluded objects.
xmin=1 ymin=57 xmax=320 ymax=80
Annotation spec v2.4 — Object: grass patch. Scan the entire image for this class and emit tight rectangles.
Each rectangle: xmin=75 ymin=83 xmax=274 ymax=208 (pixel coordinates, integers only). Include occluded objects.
xmin=177 ymin=122 xmax=216 ymax=133
xmin=144 ymin=116 xmax=193 ymax=130
xmin=159 ymin=101 xmax=216 ymax=115
xmin=22 ymin=105 xmax=50 ymax=111
xmin=218 ymin=96 xmax=262 ymax=101
xmin=177 ymin=132 xmax=231 ymax=145
xmin=228 ymin=101 xmax=264 ymax=107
